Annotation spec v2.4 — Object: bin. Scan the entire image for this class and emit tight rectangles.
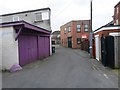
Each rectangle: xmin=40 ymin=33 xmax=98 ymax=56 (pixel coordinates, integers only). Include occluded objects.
xmin=52 ymin=47 xmax=55 ymax=53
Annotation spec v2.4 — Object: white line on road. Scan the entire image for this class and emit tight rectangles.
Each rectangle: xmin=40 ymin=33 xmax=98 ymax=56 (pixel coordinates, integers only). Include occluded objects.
xmin=103 ymin=74 xmax=109 ymax=79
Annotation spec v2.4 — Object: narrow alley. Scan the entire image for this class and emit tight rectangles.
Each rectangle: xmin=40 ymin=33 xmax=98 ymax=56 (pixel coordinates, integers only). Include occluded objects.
xmin=2 ymin=46 xmax=118 ymax=88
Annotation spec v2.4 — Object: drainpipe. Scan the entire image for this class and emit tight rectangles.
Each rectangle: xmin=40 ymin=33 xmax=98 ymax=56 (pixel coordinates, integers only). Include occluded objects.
xmin=15 ymin=27 xmax=22 ymax=41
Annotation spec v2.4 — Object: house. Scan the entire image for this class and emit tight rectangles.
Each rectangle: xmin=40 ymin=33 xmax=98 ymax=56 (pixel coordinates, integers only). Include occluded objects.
xmin=94 ymin=2 xmax=120 ymax=68
xmin=0 ymin=8 xmax=52 ymax=70
xmin=0 ymin=8 xmax=51 ymax=31
xmin=51 ymin=31 xmax=61 ymax=45
xmin=60 ymin=20 xmax=91 ymax=50
xmin=113 ymin=1 xmax=120 ymax=25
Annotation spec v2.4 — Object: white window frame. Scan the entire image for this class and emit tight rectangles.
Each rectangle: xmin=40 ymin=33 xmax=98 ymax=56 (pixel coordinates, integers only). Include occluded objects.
xmin=13 ymin=16 xmax=20 ymax=21
xmin=116 ymin=19 xmax=118 ymax=25
xmin=64 ymin=28 xmax=67 ymax=34
xmin=68 ymin=26 xmax=71 ymax=32
xmin=35 ymin=12 xmax=42 ymax=22
xmin=76 ymin=24 xmax=81 ymax=32
xmin=42 ymin=12 xmax=49 ymax=20
xmin=84 ymin=24 xmax=88 ymax=32
xmin=77 ymin=38 xmax=81 ymax=44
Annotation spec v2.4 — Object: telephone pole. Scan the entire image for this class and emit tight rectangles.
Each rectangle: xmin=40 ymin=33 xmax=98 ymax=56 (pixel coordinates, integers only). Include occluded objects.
xmin=89 ymin=0 xmax=93 ymax=58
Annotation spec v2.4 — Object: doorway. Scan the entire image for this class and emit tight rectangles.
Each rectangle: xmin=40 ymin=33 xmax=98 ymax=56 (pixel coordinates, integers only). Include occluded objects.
xmin=68 ymin=37 xmax=72 ymax=48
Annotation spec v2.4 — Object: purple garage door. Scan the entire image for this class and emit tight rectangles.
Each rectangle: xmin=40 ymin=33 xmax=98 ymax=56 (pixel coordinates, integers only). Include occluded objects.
xmin=38 ymin=36 xmax=50 ymax=59
xmin=44 ymin=37 xmax=50 ymax=57
xmin=18 ymin=35 xmax=38 ymax=66
xmin=18 ymin=35 xmax=50 ymax=66
xmin=38 ymin=36 xmax=44 ymax=59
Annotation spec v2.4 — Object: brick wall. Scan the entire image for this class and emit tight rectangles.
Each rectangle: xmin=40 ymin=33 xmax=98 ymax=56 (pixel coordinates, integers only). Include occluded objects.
xmin=114 ymin=2 xmax=120 ymax=25
xmin=60 ymin=20 xmax=91 ymax=49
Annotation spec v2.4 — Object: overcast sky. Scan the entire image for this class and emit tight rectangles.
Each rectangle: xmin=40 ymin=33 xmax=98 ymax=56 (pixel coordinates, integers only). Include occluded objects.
xmin=0 ymin=0 xmax=119 ymax=31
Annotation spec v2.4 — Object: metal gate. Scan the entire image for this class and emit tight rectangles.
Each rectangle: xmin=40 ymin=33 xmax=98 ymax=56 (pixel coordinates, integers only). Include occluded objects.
xmin=81 ymin=39 xmax=89 ymax=52
xmin=101 ymin=36 xmax=107 ymax=66
xmin=106 ymin=36 xmax=115 ymax=68
xmin=101 ymin=36 xmax=115 ymax=68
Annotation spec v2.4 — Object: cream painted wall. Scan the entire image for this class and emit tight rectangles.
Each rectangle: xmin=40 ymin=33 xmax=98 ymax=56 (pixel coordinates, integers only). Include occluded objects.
xmin=2 ymin=27 xmax=19 ymax=70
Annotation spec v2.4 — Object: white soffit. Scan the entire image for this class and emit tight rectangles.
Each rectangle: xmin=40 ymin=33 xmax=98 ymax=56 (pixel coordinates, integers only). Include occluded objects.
xmin=109 ymin=32 xmax=120 ymax=36
xmin=94 ymin=26 xmax=120 ymax=33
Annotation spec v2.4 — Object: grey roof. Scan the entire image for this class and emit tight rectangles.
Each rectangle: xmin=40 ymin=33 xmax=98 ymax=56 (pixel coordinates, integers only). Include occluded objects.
xmin=94 ymin=21 xmax=115 ymax=32
xmin=0 ymin=7 xmax=50 ymax=17
xmin=115 ymin=1 xmax=120 ymax=8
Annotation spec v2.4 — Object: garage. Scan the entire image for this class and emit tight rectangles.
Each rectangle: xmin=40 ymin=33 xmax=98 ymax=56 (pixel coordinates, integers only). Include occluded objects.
xmin=1 ymin=21 xmax=51 ymax=69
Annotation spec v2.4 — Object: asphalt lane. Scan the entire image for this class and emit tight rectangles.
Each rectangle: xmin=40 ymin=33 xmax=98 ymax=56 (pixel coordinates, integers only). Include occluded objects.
xmin=2 ymin=46 xmax=118 ymax=88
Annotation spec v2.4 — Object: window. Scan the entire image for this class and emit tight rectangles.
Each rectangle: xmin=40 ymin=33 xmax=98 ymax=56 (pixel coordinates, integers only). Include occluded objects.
xmin=84 ymin=24 xmax=88 ymax=32
xmin=76 ymin=25 xmax=81 ymax=32
xmin=116 ymin=19 xmax=119 ymax=25
xmin=117 ymin=7 xmax=119 ymax=14
xmin=42 ymin=12 xmax=49 ymax=20
xmin=52 ymin=41 xmax=55 ymax=45
xmin=64 ymin=28 xmax=67 ymax=34
xmin=35 ymin=13 xmax=42 ymax=21
xmin=13 ymin=16 xmax=19 ymax=21
xmin=68 ymin=26 xmax=71 ymax=32
xmin=0 ymin=17 xmax=2 ymax=23
xmin=77 ymin=38 xmax=81 ymax=44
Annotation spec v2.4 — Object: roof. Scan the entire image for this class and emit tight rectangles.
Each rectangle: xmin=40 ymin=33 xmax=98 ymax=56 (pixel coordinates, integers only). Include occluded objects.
xmin=0 ymin=20 xmax=51 ymax=34
xmin=115 ymin=1 xmax=120 ymax=8
xmin=94 ymin=25 xmax=120 ymax=34
xmin=94 ymin=21 xmax=114 ymax=32
xmin=52 ymin=31 xmax=60 ymax=34
xmin=60 ymin=20 xmax=90 ymax=28
xmin=0 ymin=7 xmax=50 ymax=17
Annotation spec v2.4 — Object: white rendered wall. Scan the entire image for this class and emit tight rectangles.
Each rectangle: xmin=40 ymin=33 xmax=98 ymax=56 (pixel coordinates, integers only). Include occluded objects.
xmin=0 ymin=28 xmax=2 ymax=70
xmin=2 ymin=27 xmax=19 ymax=70
xmin=50 ymin=35 xmax=52 ymax=55
xmin=95 ymin=35 xmax=100 ymax=61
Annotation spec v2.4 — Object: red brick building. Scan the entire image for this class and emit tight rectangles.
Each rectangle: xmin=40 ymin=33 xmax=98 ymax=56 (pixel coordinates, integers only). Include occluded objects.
xmin=60 ymin=20 xmax=91 ymax=49
xmin=51 ymin=31 xmax=60 ymax=45
xmin=113 ymin=1 xmax=120 ymax=25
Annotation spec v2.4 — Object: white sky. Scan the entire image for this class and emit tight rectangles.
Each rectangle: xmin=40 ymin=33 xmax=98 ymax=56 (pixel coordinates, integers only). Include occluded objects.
xmin=0 ymin=0 xmax=119 ymax=31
